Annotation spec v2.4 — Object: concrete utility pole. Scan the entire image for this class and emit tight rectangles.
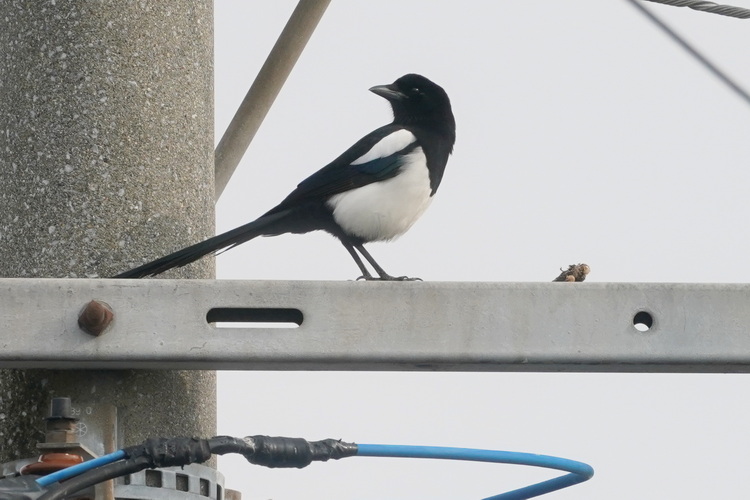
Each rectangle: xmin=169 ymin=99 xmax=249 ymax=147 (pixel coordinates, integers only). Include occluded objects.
xmin=0 ymin=1 xmax=215 ymax=461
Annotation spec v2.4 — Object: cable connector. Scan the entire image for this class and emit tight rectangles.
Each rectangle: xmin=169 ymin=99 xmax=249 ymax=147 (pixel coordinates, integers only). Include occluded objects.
xmin=209 ymin=435 xmax=357 ymax=468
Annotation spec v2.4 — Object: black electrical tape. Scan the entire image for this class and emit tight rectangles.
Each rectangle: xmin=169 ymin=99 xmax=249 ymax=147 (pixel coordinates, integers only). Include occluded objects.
xmin=125 ymin=437 xmax=212 ymax=468
xmin=243 ymin=436 xmax=358 ymax=469
xmin=308 ymin=438 xmax=358 ymax=462
xmin=207 ymin=435 xmax=250 ymax=456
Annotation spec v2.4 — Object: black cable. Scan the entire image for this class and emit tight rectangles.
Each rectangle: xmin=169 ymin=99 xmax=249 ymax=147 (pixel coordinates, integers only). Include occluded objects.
xmin=36 ymin=456 xmax=151 ymax=500
xmin=626 ymin=0 xmax=750 ymax=107
xmin=35 ymin=436 xmax=357 ymax=499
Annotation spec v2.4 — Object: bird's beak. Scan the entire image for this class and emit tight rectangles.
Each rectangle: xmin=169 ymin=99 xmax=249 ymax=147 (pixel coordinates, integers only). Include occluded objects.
xmin=369 ymin=84 xmax=406 ymax=101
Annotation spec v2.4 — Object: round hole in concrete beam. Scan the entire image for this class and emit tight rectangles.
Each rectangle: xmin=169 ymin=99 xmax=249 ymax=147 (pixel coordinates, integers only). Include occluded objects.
xmin=633 ymin=310 xmax=654 ymax=332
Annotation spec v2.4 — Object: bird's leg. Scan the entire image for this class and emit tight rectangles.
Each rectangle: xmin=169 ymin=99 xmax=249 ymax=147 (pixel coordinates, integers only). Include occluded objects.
xmin=354 ymin=244 xmax=421 ymax=281
xmin=341 ymin=241 xmax=375 ymax=280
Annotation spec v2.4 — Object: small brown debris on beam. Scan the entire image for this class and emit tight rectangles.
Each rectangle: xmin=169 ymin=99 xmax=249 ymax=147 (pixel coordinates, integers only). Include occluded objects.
xmin=553 ymin=263 xmax=591 ymax=282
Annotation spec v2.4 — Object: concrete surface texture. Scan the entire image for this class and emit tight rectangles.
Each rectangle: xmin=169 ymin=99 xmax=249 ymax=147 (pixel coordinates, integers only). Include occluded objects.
xmin=0 ymin=0 xmax=216 ymax=461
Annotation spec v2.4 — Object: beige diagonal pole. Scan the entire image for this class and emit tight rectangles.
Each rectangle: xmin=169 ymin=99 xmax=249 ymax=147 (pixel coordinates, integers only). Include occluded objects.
xmin=214 ymin=0 xmax=331 ymax=200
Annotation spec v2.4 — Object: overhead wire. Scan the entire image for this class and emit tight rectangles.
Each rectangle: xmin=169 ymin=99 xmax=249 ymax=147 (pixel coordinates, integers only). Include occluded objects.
xmin=642 ymin=0 xmax=750 ymax=18
xmin=626 ymin=0 xmax=750 ymax=107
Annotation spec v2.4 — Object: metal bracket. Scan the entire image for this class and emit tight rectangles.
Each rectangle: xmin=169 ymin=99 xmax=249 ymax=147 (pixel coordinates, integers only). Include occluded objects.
xmin=1 ymin=278 xmax=748 ymax=372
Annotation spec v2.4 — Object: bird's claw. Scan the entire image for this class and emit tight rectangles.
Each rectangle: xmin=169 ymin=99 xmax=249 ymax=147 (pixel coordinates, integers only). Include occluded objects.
xmin=356 ymin=274 xmax=422 ymax=282
xmin=389 ymin=275 xmax=422 ymax=281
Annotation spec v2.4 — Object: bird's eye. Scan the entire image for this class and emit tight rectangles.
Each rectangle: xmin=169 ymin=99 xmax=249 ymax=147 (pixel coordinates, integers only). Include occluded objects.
xmin=411 ymin=87 xmax=421 ymax=94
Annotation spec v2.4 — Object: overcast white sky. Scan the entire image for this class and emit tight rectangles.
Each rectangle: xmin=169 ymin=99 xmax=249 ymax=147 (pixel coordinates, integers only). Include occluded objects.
xmin=213 ymin=1 xmax=750 ymax=498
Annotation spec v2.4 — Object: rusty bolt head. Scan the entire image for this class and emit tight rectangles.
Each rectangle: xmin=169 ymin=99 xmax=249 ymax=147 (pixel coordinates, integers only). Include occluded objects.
xmin=78 ymin=300 xmax=114 ymax=336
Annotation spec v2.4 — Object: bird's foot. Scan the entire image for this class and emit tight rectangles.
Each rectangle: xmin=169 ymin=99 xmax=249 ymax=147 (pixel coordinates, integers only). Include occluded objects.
xmin=356 ymin=274 xmax=422 ymax=281
xmin=389 ymin=275 xmax=422 ymax=281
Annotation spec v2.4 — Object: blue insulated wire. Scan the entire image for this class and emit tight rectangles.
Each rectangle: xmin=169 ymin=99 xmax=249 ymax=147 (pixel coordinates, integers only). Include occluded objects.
xmin=35 ymin=449 xmax=127 ymax=487
xmin=356 ymin=444 xmax=593 ymax=500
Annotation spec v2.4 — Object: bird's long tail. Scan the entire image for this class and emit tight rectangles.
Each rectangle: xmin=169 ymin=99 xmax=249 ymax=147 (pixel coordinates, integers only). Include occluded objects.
xmin=113 ymin=209 xmax=295 ymax=278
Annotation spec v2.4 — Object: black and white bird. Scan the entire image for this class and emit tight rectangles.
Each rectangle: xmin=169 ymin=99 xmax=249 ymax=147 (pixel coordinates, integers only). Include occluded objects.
xmin=115 ymin=74 xmax=456 ymax=280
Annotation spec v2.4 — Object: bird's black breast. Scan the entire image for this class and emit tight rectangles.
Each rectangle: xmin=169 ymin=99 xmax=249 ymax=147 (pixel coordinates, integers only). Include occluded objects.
xmin=408 ymin=126 xmax=453 ymax=195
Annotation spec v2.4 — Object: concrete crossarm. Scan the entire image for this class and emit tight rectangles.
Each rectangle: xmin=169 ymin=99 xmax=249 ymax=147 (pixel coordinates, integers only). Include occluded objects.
xmin=1 ymin=279 xmax=747 ymax=372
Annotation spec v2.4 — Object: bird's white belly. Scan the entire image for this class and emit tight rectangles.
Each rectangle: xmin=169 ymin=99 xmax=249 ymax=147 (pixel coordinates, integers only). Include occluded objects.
xmin=327 ymin=148 xmax=433 ymax=242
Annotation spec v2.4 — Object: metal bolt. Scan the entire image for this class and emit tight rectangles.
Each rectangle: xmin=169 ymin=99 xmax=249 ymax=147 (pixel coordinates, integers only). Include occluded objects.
xmin=78 ymin=300 xmax=114 ymax=336
xmin=49 ymin=397 xmax=74 ymax=420
xmin=46 ymin=397 xmax=78 ymax=444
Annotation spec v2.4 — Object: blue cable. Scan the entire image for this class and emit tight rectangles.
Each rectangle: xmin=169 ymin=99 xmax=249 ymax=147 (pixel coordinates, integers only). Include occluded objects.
xmin=33 ymin=442 xmax=593 ymax=500
xmin=356 ymin=444 xmax=593 ymax=500
xmin=35 ymin=450 xmax=127 ymax=487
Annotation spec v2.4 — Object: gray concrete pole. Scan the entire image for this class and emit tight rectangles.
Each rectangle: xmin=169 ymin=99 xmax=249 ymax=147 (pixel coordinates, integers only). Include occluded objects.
xmin=0 ymin=1 xmax=215 ymax=461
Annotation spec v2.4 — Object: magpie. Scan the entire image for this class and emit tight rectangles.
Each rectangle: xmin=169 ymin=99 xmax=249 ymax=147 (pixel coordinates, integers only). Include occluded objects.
xmin=114 ymin=73 xmax=456 ymax=280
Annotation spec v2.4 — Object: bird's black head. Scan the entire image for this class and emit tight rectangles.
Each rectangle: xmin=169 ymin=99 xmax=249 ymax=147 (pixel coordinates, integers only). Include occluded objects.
xmin=370 ymin=74 xmax=455 ymax=140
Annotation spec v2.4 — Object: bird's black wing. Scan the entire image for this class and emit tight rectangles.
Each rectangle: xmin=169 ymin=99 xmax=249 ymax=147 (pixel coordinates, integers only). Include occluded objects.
xmin=264 ymin=124 xmax=418 ymax=215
